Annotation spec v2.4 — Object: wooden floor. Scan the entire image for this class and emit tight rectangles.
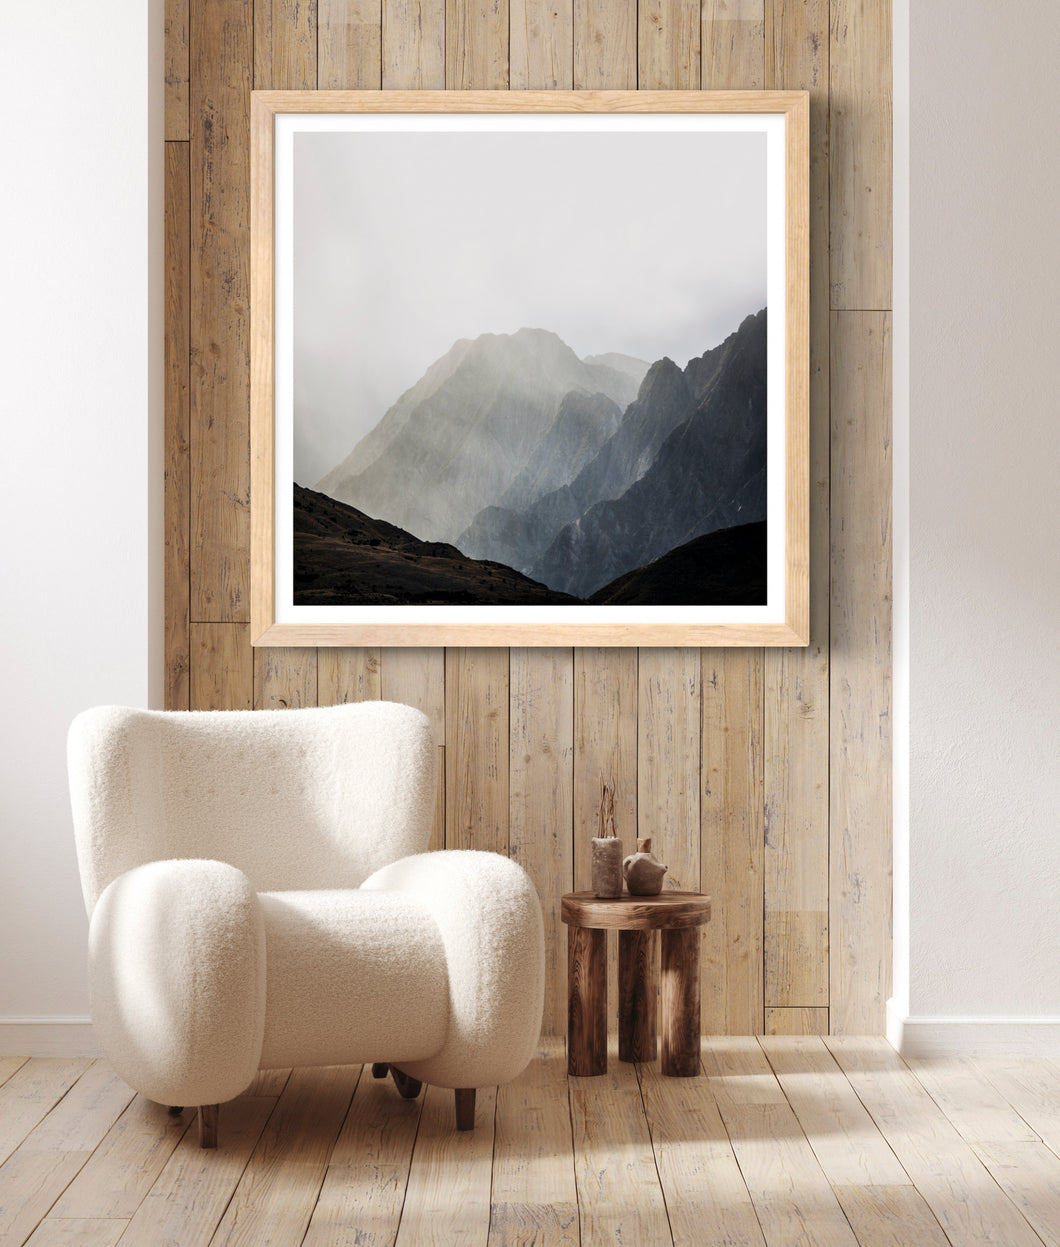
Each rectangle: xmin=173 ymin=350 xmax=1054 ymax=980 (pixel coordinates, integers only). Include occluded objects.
xmin=2 ymin=1037 xmax=1059 ymax=1246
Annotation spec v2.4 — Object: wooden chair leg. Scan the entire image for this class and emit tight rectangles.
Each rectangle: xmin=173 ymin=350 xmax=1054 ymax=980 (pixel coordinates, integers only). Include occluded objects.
xmin=371 ymin=1063 xmax=389 ymax=1079
xmin=198 ymin=1104 xmax=219 ymax=1148
xmin=454 ymin=1088 xmax=476 ymax=1131
xmin=389 ymin=1066 xmax=424 ymax=1099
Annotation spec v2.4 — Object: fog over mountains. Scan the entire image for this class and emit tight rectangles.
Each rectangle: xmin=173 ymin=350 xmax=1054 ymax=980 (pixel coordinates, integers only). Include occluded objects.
xmin=311 ymin=309 xmax=767 ymax=602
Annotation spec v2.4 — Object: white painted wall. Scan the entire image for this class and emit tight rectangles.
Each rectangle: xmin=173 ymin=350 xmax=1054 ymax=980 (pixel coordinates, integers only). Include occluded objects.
xmin=900 ymin=0 xmax=1060 ymax=1048
xmin=0 ymin=0 xmax=162 ymax=1045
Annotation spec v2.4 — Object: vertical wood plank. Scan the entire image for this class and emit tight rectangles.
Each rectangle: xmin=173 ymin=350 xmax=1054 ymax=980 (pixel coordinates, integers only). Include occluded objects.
xmin=573 ymin=0 xmax=635 ymax=88
xmin=830 ymin=0 xmax=892 ymax=309
xmin=701 ymin=647 xmax=764 ymax=1035
xmin=764 ymin=0 xmax=831 ymax=1013
xmin=254 ymin=647 xmax=318 ymax=709
xmin=165 ymin=0 xmax=190 ymax=140
xmin=320 ymin=0 xmax=384 ymax=87
xmin=190 ymin=623 xmax=254 ymax=710
xmin=445 ymin=648 xmax=509 ymax=853
xmin=765 ymin=1007 xmax=829 ymax=1035
xmin=829 ymin=311 xmax=891 ymax=1034
xmin=190 ymin=0 xmax=252 ymax=622
xmin=247 ymin=0 xmax=321 ymax=717
xmin=383 ymin=0 xmax=445 ymax=86
xmin=701 ymin=0 xmax=764 ymax=89
xmin=511 ymin=0 xmax=573 ymax=88
xmin=638 ymin=648 xmax=701 ymax=894
xmin=639 ymin=0 xmax=700 ymax=89
xmin=446 ymin=0 xmax=508 ymax=88
xmin=510 ymin=649 xmax=574 ymax=1036
xmin=379 ymin=648 xmax=445 ymax=744
xmin=164 ymin=142 xmax=191 ymax=711
xmin=255 ymin=0 xmax=318 ymax=88
xmin=318 ymin=647 xmax=381 ymax=703
xmin=574 ymin=649 xmax=637 ymax=1017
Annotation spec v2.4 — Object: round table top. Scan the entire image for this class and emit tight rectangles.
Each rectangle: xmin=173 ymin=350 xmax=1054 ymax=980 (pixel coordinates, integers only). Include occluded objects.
xmin=560 ymin=890 xmax=711 ymax=931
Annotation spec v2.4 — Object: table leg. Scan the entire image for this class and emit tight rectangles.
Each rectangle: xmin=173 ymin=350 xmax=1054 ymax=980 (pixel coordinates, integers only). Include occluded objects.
xmin=568 ymin=926 xmax=607 ymax=1076
xmin=660 ymin=927 xmax=701 ymax=1076
xmin=618 ymin=929 xmax=657 ymax=1062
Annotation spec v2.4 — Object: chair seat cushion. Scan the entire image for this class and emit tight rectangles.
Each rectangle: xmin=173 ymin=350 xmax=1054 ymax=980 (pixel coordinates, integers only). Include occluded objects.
xmin=258 ymin=888 xmax=449 ymax=1070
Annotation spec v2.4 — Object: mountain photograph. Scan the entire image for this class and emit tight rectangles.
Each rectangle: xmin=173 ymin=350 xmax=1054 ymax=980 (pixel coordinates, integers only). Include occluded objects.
xmin=289 ymin=125 xmax=772 ymax=610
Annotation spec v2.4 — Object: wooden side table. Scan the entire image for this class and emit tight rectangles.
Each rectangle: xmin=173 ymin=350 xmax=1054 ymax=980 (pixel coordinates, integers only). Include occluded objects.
xmin=561 ymin=891 xmax=711 ymax=1078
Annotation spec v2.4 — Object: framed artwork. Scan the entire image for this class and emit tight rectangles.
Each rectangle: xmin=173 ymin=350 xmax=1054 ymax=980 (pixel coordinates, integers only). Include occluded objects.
xmin=251 ymin=90 xmax=809 ymax=647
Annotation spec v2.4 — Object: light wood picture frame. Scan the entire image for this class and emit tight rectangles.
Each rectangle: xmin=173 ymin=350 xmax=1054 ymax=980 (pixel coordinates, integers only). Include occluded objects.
xmin=251 ymin=90 xmax=809 ymax=647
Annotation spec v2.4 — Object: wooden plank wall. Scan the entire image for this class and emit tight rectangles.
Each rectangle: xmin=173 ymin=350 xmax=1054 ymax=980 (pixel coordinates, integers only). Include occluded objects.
xmin=164 ymin=0 xmax=892 ymax=1035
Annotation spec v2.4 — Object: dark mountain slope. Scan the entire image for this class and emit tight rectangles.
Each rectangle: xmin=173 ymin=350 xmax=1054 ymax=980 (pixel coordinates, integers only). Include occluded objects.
xmin=588 ymin=521 xmax=766 ymax=605
xmin=293 ymin=485 xmax=579 ymax=605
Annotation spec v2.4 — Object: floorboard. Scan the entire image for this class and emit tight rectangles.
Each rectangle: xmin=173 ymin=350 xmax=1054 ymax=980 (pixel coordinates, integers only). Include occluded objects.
xmin=1 ymin=1042 xmax=1057 ymax=1247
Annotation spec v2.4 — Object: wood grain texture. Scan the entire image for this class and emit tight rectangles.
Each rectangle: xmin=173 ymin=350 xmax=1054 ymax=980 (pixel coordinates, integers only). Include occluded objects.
xmin=394 ymin=1082 xmax=497 ymax=1247
xmin=190 ymin=623 xmax=253 ymax=710
xmin=164 ymin=141 xmax=191 ymax=710
xmin=638 ymin=1053 xmax=766 ymax=1246
xmin=829 ymin=312 xmax=892 ymax=1033
xmin=510 ymin=648 xmax=574 ymax=1035
xmin=491 ymin=1041 xmax=580 ymax=1247
xmin=255 ymin=0 xmax=317 ymax=88
xmin=320 ymin=0 xmax=384 ymax=88
xmin=190 ymin=0 xmax=252 ymax=622
xmin=759 ymin=1036 xmax=908 ymax=1186
xmin=826 ymin=1037 xmax=1044 ymax=1247
xmin=567 ymin=925 xmax=607 ymax=1077
xmin=0 ymin=1060 xmax=92 ymax=1167
xmin=639 ymin=0 xmax=700 ymax=89
xmin=969 ymin=1141 xmax=1060 ymax=1247
xmin=511 ymin=0 xmax=573 ymax=87
xmin=701 ymin=0 xmax=764 ymax=90
xmin=254 ymin=646 xmax=317 ymax=708
xmin=172 ymin=0 xmax=891 ymax=1031
xmin=908 ymin=1057 xmax=1039 ymax=1144
xmin=832 ymin=1185 xmax=951 ymax=1247
xmin=19 ymin=1062 xmax=134 ymax=1154
xmin=700 ymin=647 xmax=763 ymax=1035
xmin=51 ymin=1096 xmax=192 ymax=1219
xmin=446 ymin=0 xmax=508 ymax=88
xmin=568 ymin=1059 xmax=672 ymax=1245
xmin=380 ymin=648 xmax=445 ymax=744
xmin=765 ymin=1006 xmax=829 ymax=1035
xmin=660 ymin=928 xmax=702 ymax=1076
xmin=573 ymin=0 xmax=635 ymax=88
xmin=318 ymin=646 xmax=381 ymax=703
xmin=618 ymin=930 xmax=656 ymax=1062
xmin=638 ymin=648 xmax=701 ymax=895
xmin=304 ymin=1067 xmax=423 ymax=1246
xmin=764 ymin=0 xmax=831 ymax=1014
xmin=0 ymin=1057 xmax=28 ymax=1089
xmin=120 ymin=1096 xmax=276 ymax=1246
xmin=383 ymin=0 xmax=445 ymax=87
xmin=563 ymin=891 xmax=710 ymax=931
xmin=0 ymin=1151 xmax=95 ymax=1247
xmin=974 ymin=1057 xmax=1060 ymax=1153
xmin=830 ymin=0 xmax=892 ymax=309
xmin=165 ymin=0 xmax=190 ymax=139
xmin=445 ymin=648 xmax=509 ymax=852
xmin=24 ymin=1219 xmax=129 ymax=1247
xmin=705 ymin=1038 xmax=860 ymax=1245
xmin=210 ymin=1066 xmax=360 ymax=1246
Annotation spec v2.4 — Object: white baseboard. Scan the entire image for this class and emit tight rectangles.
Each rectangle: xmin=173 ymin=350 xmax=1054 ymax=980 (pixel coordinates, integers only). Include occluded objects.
xmin=895 ymin=1016 xmax=1060 ymax=1059
xmin=0 ymin=1018 xmax=101 ymax=1058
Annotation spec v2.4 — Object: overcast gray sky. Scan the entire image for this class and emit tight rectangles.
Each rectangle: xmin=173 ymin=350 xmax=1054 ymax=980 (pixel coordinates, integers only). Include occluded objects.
xmin=293 ymin=128 xmax=766 ymax=485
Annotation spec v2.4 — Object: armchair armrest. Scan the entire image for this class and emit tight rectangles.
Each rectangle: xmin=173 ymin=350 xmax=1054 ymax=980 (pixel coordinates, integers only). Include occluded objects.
xmin=361 ymin=851 xmax=545 ymax=1088
xmin=89 ymin=859 xmax=266 ymax=1107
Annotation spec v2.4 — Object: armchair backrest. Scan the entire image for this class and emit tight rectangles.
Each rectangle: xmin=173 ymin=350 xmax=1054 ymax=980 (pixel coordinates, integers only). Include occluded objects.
xmin=69 ymin=701 xmax=436 ymax=913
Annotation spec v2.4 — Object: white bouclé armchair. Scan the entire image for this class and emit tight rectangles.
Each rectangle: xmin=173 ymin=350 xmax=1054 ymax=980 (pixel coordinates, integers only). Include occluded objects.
xmin=68 ymin=701 xmax=545 ymax=1147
